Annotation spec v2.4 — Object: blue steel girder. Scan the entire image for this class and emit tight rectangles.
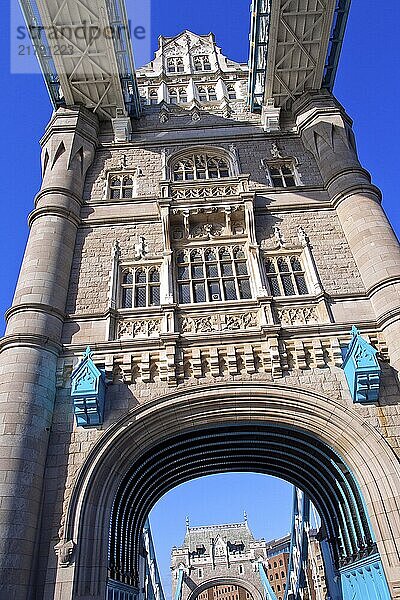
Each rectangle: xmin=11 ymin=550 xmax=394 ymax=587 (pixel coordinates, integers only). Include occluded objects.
xmin=284 ymin=488 xmax=310 ymax=600
xmin=18 ymin=0 xmax=141 ymax=120
xmin=248 ymin=0 xmax=352 ymax=112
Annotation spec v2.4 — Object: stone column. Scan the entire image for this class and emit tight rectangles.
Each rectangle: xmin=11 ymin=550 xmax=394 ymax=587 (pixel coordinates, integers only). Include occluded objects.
xmin=293 ymin=90 xmax=400 ymax=375
xmin=0 ymin=107 xmax=98 ymax=599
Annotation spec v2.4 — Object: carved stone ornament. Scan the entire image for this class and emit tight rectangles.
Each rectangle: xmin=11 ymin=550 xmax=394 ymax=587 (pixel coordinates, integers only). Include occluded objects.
xmin=54 ymin=539 xmax=75 ymax=568
xmin=160 ymin=110 xmax=169 ymax=124
xmin=192 ymin=109 xmax=201 ymax=122
xmin=270 ymin=142 xmax=283 ymax=158
xmin=277 ymin=306 xmax=319 ymax=326
xmin=135 ymin=236 xmax=149 ymax=260
xmin=118 ymin=318 xmax=162 ymax=339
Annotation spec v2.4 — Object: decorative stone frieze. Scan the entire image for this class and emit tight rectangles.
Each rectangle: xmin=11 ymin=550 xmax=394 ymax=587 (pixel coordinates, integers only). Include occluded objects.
xmin=171 ymin=183 xmax=240 ymax=200
xmin=276 ymin=305 xmax=319 ymax=326
xmin=118 ymin=318 xmax=162 ymax=339
xmin=178 ymin=311 xmax=259 ymax=334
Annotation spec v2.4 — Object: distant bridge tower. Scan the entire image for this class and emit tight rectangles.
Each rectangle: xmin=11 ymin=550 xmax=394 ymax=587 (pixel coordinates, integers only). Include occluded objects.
xmin=171 ymin=519 xmax=268 ymax=600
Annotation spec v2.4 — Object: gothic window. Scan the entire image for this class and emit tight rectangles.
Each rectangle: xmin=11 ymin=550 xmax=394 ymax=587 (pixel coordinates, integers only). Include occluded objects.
xmin=149 ymin=90 xmax=158 ymax=105
xmin=120 ymin=267 xmax=161 ymax=308
xmin=227 ymin=85 xmax=237 ymax=99
xmin=167 ymin=56 xmax=184 ymax=73
xmin=268 ymin=162 xmax=297 ymax=187
xmin=169 ymin=88 xmax=188 ymax=104
xmin=193 ymin=54 xmax=211 ymax=71
xmin=176 ymin=246 xmax=252 ymax=304
xmin=197 ymin=86 xmax=217 ymax=101
xmin=109 ymin=175 xmax=134 ymax=199
xmin=172 ymin=153 xmax=230 ymax=181
xmin=265 ymin=255 xmax=309 ymax=297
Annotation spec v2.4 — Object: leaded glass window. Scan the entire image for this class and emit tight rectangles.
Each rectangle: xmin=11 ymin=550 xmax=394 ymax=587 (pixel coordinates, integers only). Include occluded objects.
xmin=172 ymin=153 xmax=230 ymax=181
xmin=120 ymin=267 xmax=161 ymax=308
xmin=268 ymin=162 xmax=297 ymax=187
xmin=265 ymin=255 xmax=309 ymax=297
xmin=109 ymin=176 xmax=134 ymax=199
xmin=176 ymin=246 xmax=252 ymax=304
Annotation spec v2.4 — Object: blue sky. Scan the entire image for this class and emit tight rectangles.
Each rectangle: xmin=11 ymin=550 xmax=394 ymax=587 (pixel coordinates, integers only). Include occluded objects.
xmin=0 ymin=1 xmax=399 ymax=596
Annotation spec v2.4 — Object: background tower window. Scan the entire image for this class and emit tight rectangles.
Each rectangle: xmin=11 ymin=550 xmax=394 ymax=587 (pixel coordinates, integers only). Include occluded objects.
xmin=193 ymin=55 xmax=211 ymax=71
xmin=167 ymin=57 xmax=184 ymax=73
xmin=121 ymin=267 xmax=161 ymax=308
xmin=197 ymin=86 xmax=217 ymax=102
xmin=227 ymin=85 xmax=237 ymax=99
xmin=149 ymin=90 xmax=159 ymax=105
xmin=265 ymin=255 xmax=309 ymax=297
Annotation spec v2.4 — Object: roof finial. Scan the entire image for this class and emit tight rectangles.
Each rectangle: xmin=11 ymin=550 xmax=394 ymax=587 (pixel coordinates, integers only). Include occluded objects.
xmin=244 ymin=511 xmax=248 ymax=524
xmin=186 ymin=516 xmax=190 ymax=531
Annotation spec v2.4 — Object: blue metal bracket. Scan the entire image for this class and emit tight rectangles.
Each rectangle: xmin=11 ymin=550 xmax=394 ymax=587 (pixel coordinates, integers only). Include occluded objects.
xmin=71 ymin=347 xmax=106 ymax=427
xmin=340 ymin=555 xmax=391 ymax=600
xmin=342 ymin=326 xmax=381 ymax=404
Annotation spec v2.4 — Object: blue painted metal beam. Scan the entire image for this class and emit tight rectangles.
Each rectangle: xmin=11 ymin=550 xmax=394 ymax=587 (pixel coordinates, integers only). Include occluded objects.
xmin=174 ymin=568 xmax=184 ymax=600
xmin=284 ymin=488 xmax=310 ymax=600
xmin=248 ymin=0 xmax=271 ymax=112
xmin=18 ymin=0 xmax=64 ymax=109
xmin=258 ymin=562 xmax=278 ymax=600
xmin=18 ymin=0 xmax=141 ymax=118
xmin=322 ymin=0 xmax=352 ymax=91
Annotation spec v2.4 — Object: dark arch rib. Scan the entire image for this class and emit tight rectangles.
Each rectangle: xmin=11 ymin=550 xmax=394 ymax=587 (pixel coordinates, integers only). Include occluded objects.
xmin=109 ymin=423 xmax=375 ymax=585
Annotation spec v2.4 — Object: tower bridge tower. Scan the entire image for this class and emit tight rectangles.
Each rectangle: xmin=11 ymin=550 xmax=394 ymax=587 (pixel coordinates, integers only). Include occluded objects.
xmin=171 ymin=520 xmax=268 ymax=600
xmin=1 ymin=2 xmax=400 ymax=599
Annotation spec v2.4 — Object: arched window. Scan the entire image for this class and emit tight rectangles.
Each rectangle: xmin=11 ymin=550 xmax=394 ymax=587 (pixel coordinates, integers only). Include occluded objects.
xmin=176 ymin=246 xmax=252 ymax=304
xmin=198 ymin=87 xmax=208 ymax=102
xmin=179 ymin=88 xmax=188 ymax=103
xmin=265 ymin=254 xmax=309 ymax=297
xmin=172 ymin=152 xmax=231 ymax=181
xmin=193 ymin=54 xmax=211 ymax=71
xmin=122 ymin=177 xmax=133 ymax=198
xmin=169 ymin=88 xmax=188 ymax=104
xmin=120 ymin=267 xmax=161 ymax=308
xmin=227 ymin=85 xmax=237 ymax=99
xmin=208 ymin=86 xmax=217 ymax=101
xmin=197 ymin=86 xmax=218 ymax=102
xmin=110 ymin=176 xmax=122 ymax=199
xmin=169 ymin=89 xmax=178 ymax=104
xmin=149 ymin=90 xmax=158 ymax=105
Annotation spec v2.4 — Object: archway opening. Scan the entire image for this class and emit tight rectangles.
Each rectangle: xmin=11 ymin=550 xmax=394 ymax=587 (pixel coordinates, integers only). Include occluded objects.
xmin=109 ymin=422 xmax=374 ymax=588
xmin=149 ymin=473 xmax=295 ymax=600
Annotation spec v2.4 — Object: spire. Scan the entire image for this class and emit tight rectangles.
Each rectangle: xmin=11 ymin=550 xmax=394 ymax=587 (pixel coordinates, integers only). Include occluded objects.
xmin=186 ymin=516 xmax=190 ymax=532
xmin=244 ymin=511 xmax=248 ymax=524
